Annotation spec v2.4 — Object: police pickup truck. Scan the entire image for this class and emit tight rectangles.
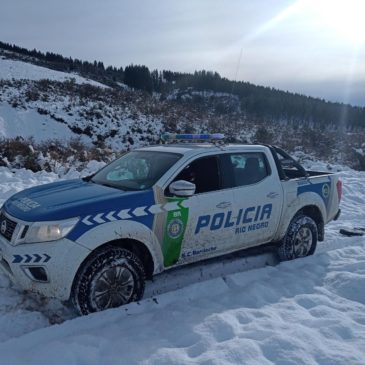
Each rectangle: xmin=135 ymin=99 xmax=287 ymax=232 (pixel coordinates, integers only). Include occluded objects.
xmin=0 ymin=134 xmax=341 ymax=315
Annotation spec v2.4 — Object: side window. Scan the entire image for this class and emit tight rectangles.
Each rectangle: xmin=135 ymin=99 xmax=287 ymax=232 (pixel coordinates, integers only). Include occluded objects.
xmin=171 ymin=156 xmax=220 ymax=194
xmin=220 ymin=153 xmax=270 ymax=188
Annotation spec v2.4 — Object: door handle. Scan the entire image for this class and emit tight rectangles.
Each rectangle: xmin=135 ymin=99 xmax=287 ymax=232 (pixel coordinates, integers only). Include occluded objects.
xmin=216 ymin=201 xmax=231 ymax=209
xmin=267 ymin=192 xmax=279 ymax=199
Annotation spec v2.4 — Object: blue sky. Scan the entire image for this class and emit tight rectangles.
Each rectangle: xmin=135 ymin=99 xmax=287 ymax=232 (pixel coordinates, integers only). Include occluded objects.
xmin=1 ymin=0 xmax=364 ymax=106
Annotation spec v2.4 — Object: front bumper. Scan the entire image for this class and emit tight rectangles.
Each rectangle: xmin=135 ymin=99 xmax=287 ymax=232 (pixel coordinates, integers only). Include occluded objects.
xmin=0 ymin=235 xmax=91 ymax=301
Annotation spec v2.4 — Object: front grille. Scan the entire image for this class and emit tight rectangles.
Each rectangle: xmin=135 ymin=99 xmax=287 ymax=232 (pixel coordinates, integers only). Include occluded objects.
xmin=0 ymin=213 xmax=17 ymax=241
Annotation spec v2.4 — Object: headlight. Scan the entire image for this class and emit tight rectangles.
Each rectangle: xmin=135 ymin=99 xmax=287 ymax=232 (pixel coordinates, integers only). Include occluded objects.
xmin=24 ymin=217 xmax=79 ymax=243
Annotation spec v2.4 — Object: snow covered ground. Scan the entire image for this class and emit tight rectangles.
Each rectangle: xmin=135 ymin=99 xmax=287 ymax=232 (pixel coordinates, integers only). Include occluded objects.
xmin=0 ymin=56 xmax=106 ymax=87
xmin=0 ymin=103 xmax=78 ymax=141
xmin=0 ymin=161 xmax=364 ymax=365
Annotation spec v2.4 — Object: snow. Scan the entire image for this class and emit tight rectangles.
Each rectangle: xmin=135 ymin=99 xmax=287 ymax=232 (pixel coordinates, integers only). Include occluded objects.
xmin=0 ymin=57 xmax=107 ymax=88
xmin=0 ymin=103 xmax=77 ymax=142
xmin=0 ymin=161 xmax=364 ymax=364
xmin=0 ymin=57 xmax=164 ymax=149
xmin=354 ymin=148 xmax=364 ymax=157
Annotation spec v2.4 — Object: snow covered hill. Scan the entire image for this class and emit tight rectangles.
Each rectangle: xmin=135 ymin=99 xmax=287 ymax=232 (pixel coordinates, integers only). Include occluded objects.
xmin=1 ymin=52 xmax=364 ymax=171
xmin=0 ymin=161 xmax=363 ymax=364
xmin=0 ymin=56 xmax=107 ymax=87
xmin=0 ymin=55 xmax=164 ymax=150
xmin=0 ymin=54 xmax=239 ymax=151
xmin=0 ymin=52 xmax=265 ymax=155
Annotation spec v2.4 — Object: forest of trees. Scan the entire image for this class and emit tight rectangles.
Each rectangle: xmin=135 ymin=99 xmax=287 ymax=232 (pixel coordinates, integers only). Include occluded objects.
xmin=1 ymin=41 xmax=364 ymax=129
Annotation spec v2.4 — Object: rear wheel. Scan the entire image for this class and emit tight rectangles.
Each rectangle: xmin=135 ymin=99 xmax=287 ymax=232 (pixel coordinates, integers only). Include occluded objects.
xmin=72 ymin=246 xmax=145 ymax=315
xmin=278 ymin=214 xmax=318 ymax=261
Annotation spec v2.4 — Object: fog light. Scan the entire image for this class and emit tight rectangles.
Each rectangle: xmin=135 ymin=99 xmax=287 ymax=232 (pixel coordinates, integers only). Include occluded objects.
xmin=23 ymin=267 xmax=48 ymax=282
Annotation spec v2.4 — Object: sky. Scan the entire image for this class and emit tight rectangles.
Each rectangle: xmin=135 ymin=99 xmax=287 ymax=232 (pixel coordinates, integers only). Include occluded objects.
xmin=0 ymin=0 xmax=364 ymax=107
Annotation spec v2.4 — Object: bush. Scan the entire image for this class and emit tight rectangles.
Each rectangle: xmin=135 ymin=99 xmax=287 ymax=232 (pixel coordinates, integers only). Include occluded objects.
xmin=254 ymin=126 xmax=274 ymax=144
xmin=0 ymin=138 xmax=115 ymax=174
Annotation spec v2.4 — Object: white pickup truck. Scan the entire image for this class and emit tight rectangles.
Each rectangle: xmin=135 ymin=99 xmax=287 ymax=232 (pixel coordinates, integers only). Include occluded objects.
xmin=0 ymin=134 xmax=341 ymax=314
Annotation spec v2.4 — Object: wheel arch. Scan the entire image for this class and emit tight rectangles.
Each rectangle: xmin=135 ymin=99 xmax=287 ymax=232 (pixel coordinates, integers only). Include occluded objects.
xmin=73 ymin=238 xmax=155 ymax=286
xmin=277 ymin=204 xmax=324 ymax=242
xmin=109 ymin=238 xmax=155 ymax=279
xmin=274 ymin=191 xmax=327 ymax=242
xmin=74 ymin=219 xmax=164 ymax=275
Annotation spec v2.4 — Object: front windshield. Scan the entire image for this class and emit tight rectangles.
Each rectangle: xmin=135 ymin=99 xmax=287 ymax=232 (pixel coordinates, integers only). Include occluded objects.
xmin=91 ymin=150 xmax=182 ymax=191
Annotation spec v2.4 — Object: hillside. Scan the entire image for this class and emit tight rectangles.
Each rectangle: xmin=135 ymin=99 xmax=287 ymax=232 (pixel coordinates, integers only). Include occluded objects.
xmin=0 ymin=43 xmax=364 ymax=171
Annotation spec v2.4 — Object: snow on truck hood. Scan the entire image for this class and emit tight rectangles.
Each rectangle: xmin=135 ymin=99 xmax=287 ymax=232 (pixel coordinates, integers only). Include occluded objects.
xmin=3 ymin=179 xmax=154 ymax=222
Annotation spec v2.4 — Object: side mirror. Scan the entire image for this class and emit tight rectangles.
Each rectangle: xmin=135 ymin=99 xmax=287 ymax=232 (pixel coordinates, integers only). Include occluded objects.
xmin=169 ymin=180 xmax=196 ymax=197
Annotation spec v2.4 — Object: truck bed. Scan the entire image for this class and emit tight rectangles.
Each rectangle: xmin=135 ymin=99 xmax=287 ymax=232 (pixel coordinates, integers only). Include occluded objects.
xmin=283 ymin=169 xmax=333 ymax=180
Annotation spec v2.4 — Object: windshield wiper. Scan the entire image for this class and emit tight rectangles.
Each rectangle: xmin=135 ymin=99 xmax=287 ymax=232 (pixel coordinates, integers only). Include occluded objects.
xmin=92 ymin=180 xmax=135 ymax=191
xmin=99 ymin=182 xmax=122 ymax=190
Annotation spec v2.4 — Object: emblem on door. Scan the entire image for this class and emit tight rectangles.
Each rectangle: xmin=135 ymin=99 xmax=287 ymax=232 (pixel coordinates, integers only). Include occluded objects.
xmin=216 ymin=202 xmax=231 ymax=209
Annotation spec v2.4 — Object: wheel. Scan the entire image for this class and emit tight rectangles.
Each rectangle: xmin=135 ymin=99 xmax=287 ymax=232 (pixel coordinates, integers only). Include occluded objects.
xmin=72 ymin=246 xmax=145 ymax=315
xmin=277 ymin=214 xmax=318 ymax=261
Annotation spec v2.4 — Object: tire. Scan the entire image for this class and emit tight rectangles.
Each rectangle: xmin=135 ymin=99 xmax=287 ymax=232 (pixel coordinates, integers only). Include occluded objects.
xmin=277 ymin=214 xmax=318 ymax=261
xmin=72 ymin=246 xmax=146 ymax=315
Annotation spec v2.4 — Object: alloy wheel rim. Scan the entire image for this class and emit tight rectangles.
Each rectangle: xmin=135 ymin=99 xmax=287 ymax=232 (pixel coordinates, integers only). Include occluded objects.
xmin=91 ymin=265 xmax=135 ymax=310
xmin=294 ymin=227 xmax=313 ymax=257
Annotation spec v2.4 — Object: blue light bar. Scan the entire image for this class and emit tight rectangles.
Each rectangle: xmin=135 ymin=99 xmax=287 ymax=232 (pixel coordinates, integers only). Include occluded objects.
xmin=161 ymin=133 xmax=225 ymax=141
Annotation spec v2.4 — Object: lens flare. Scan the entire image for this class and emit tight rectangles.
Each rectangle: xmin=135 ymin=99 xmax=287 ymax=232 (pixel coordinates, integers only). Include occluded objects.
xmin=307 ymin=0 xmax=365 ymax=45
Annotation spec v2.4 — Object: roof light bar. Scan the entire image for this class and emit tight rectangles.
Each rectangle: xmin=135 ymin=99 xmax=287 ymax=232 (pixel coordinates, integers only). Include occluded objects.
xmin=161 ymin=133 xmax=225 ymax=141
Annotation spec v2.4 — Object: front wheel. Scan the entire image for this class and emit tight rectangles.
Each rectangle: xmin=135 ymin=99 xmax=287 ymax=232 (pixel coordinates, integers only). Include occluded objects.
xmin=72 ymin=246 xmax=145 ymax=315
xmin=277 ymin=215 xmax=318 ymax=261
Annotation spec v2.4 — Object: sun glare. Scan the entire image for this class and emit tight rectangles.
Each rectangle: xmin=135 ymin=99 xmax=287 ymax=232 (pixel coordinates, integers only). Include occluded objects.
xmin=307 ymin=0 xmax=365 ymax=45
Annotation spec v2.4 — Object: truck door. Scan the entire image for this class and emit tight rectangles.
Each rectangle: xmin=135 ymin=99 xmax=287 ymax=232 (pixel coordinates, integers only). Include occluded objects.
xmin=162 ymin=154 xmax=236 ymax=267
xmin=219 ymin=152 xmax=283 ymax=249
